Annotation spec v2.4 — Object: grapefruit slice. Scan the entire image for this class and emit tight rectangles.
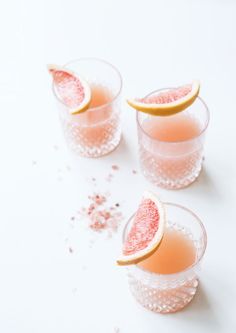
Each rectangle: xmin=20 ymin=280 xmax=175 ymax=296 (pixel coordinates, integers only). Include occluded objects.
xmin=117 ymin=191 xmax=166 ymax=266
xmin=48 ymin=64 xmax=91 ymax=114
xmin=127 ymin=81 xmax=200 ymax=116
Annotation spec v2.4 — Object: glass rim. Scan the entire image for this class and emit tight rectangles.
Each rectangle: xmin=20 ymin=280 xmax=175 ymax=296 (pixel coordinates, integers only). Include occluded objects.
xmin=122 ymin=202 xmax=207 ymax=278
xmin=52 ymin=57 xmax=123 ymax=113
xmin=136 ymin=88 xmax=210 ymax=144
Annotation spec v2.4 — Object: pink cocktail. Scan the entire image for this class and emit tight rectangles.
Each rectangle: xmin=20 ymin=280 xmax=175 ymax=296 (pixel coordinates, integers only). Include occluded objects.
xmin=125 ymin=202 xmax=207 ymax=313
xmin=53 ymin=58 xmax=122 ymax=157
xmin=137 ymin=91 xmax=209 ymax=189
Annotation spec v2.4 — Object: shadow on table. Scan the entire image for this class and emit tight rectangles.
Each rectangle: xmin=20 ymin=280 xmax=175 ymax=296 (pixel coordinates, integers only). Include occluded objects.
xmin=109 ymin=134 xmax=138 ymax=165
xmin=115 ymin=134 xmax=132 ymax=153
xmin=186 ymin=167 xmax=222 ymax=200
xmin=179 ymin=283 xmax=220 ymax=330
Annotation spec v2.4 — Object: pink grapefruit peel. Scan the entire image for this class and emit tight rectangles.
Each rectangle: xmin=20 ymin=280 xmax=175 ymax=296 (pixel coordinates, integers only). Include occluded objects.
xmin=117 ymin=191 xmax=166 ymax=266
xmin=127 ymin=81 xmax=200 ymax=116
xmin=48 ymin=64 xmax=91 ymax=114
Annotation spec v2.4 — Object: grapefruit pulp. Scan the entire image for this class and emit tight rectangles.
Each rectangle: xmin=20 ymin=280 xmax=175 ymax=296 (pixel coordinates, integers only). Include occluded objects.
xmin=48 ymin=64 xmax=91 ymax=114
xmin=117 ymin=191 xmax=166 ymax=266
xmin=127 ymin=81 xmax=200 ymax=116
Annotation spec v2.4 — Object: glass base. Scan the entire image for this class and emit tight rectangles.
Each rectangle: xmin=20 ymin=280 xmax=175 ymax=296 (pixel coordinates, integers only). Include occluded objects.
xmin=125 ymin=220 xmax=206 ymax=314
xmin=129 ymin=276 xmax=198 ymax=313
xmin=141 ymin=163 xmax=202 ymax=189
xmin=61 ymin=114 xmax=121 ymax=158
xmin=139 ymin=146 xmax=204 ymax=189
xmin=67 ymin=129 xmax=121 ymax=158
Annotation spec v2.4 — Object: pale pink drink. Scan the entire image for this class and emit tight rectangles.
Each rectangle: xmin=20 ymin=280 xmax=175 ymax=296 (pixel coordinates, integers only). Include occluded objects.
xmin=53 ymin=58 xmax=122 ymax=157
xmin=137 ymin=91 xmax=209 ymax=189
xmin=125 ymin=203 xmax=207 ymax=313
xmin=139 ymin=227 xmax=196 ymax=275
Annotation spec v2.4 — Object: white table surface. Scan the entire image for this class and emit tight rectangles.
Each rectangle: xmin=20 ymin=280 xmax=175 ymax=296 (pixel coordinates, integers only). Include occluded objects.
xmin=0 ymin=0 xmax=236 ymax=332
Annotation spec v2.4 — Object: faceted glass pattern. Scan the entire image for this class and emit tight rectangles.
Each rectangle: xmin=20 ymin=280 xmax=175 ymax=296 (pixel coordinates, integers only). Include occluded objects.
xmin=53 ymin=58 xmax=122 ymax=158
xmin=124 ymin=203 xmax=207 ymax=314
xmin=137 ymin=95 xmax=209 ymax=189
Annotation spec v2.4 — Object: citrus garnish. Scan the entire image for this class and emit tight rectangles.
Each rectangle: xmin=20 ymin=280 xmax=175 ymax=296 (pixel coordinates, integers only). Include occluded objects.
xmin=117 ymin=191 xmax=166 ymax=266
xmin=127 ymin=81 xmax=200 ymax=116
xmin=48 ymin=64 xmax=91 ymax=114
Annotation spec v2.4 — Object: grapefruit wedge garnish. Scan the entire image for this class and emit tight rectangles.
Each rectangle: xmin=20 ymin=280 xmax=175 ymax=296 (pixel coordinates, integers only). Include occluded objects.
xmin=127 ymin=81 xmax=200 ymax=116
xmin=117 ymin=191 xmax=166 ymax=266
xmin=48 ymin=64 xmax=91 ymax=114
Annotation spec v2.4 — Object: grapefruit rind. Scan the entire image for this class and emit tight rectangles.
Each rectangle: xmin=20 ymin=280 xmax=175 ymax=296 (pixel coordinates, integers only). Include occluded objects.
xmin=117 ymin=191 xmax=166 ymax=266
xmin=48 ymin=64 xmax=91 ymax=115
xmin=127 ymin=81 xmax=200 ymax=116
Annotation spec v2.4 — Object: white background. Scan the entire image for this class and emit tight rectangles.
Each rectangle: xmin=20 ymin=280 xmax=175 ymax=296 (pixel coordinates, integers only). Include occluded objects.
xmin=0 ymin=0 xmax=236 ymax=332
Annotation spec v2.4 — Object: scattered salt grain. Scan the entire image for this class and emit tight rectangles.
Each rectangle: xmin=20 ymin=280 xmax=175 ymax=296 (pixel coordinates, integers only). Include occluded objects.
xmin=88 ymin=194 xmax=106 ymax=205
xmin=79 ymin=192 xmax=123 ymax=235
xmin=112 ymin=165 xmax=119 ymax=171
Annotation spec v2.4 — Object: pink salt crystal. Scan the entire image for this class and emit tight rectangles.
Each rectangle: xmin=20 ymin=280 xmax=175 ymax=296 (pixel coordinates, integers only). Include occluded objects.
xmin=112 ymin=165 xmax=119 ymax=171
xmin=101 ymin=210 xmax=111 ymax=219
xmin=77 ymin=191 xmax=123 ymax=236
xmin=94 ymin=194 xmax=106 ymax=205
xmin=87 ymin=203 xmax=96 ymax=215
xmin=89 ymin=211 xmax=107 ymax=231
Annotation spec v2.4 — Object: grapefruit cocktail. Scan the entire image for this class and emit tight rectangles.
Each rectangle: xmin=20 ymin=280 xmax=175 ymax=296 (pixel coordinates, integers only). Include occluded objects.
xmin=118 ymin=192 xmax=207 ymax=313
xmin=128 ymin=82 xmax=209 ymax=189
xmin=49 ymin=58 xmax=122 ymax=158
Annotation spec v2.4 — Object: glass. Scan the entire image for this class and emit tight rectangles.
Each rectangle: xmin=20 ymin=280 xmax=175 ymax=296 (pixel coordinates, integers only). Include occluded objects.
xmin=124 ymin=203 xmax=207 ymax=313
xmin=137 ymin=91 xmax=209 ymax=189
xmin=52 ymin=58 xmax=122 ymax=158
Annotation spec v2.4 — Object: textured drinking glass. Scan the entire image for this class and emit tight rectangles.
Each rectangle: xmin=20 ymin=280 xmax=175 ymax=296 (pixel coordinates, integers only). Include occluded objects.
xmin=124 ymin=203 xmax=207 ymax=313
xmin=53 ymin=58 xmax=122 ymax=158
xmin=137 ymin=92 xmax=209 ymax=189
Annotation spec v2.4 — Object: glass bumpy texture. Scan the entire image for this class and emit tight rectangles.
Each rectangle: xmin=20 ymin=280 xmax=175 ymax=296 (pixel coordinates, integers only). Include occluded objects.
xmin=127 ymin=222 xmax=205 ymax=314
xmin=139 ymin=143 xmax=203 ymax=189
xmin=128 ymin=274 xmax=199 ymax=313
xmin=60 ymin=100 xmax=121 ymax=158
xmin=52 ymin=58 xmax=122 ymax=158
xmin=137 ymin=94 xmax=209 ymax=189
